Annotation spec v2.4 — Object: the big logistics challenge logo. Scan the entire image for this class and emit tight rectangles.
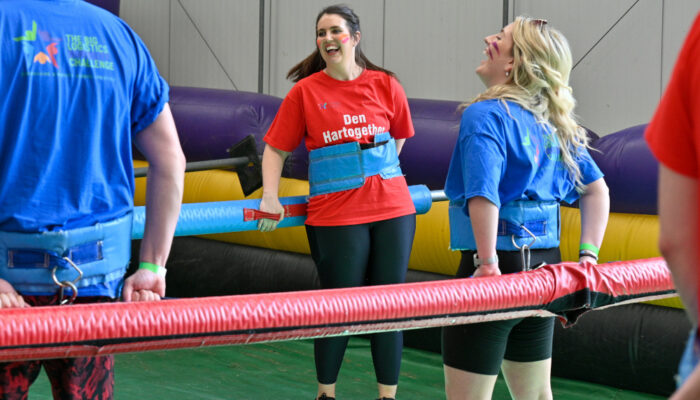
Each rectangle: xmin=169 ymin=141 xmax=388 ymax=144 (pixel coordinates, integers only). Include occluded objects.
xmin=521 ymin=126 xmax=561 ymax=167
xmin=13 ymin=20 xmax=115 ymax=76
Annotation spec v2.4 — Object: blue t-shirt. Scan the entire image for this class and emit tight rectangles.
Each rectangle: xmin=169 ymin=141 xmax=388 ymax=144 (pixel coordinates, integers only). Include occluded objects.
xmin=0 ymin=0 xmax=169 ymax=232
xmin=445 ymin=100 xmax=603 ymax=211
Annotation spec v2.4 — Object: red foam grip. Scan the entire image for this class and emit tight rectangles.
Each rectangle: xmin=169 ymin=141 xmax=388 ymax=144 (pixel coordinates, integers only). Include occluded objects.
xmin=243 ymin=204 xmax=308 ymax=221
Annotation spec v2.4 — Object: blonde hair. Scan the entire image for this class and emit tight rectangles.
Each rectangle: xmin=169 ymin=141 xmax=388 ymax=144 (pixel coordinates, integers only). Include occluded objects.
xmin=463 ymin=16 xmax=589 ymax=189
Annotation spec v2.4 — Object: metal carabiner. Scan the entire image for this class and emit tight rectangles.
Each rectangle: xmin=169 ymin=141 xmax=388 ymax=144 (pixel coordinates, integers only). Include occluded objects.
xmin=57 ymin=280 xmax=78 ymax=305
xmin=51 ymin=257 xmax=83 ymax=305
xmin=511 ymin=225 xmax=537 ymax=271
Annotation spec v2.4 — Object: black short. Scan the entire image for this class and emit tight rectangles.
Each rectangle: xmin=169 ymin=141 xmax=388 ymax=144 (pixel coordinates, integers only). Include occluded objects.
xmin=442 ymin=247 xmax=561 ymax=375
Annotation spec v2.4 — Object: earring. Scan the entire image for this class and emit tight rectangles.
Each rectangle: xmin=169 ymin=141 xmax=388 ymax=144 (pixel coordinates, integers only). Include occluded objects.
xmin=505 ymin=71 xmax=510 ymax=77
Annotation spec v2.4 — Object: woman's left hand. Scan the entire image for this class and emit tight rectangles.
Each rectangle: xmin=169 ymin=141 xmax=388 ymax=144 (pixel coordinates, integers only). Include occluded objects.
xmin=579 ymin=255 xmax=598 ymax=265
xmin=122 ymin=268 xmax=166 ymax=301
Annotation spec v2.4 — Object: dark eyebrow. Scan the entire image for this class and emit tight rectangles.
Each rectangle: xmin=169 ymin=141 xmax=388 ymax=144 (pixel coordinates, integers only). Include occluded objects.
xmin=317 ymin=25 xmax=343 ymax=32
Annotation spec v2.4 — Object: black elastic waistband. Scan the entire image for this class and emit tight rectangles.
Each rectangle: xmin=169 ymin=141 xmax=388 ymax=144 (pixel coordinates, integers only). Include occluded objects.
xmin=360 ymin=140 xmax=388 ymax=150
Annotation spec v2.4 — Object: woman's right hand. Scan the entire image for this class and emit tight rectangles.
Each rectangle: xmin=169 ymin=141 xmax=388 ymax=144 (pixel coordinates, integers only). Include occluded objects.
xmin=578 ymin=255 xmax=598 ymax=265
xmin=473 ymin=263 xmax=501 ymax=278
xmin=0 ymin=278 xmax=28 ymax=308
xmin=257 ymin=194 xmax=285 ymax=232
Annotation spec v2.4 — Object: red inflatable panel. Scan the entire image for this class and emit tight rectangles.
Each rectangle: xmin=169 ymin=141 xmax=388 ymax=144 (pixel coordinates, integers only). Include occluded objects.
xmin=0 ymin=259 xmax=673 ymax=361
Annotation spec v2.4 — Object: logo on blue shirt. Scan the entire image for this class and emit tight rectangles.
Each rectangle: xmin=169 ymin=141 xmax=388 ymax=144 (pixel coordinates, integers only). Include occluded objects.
xmin=13 ymin=21 xmax=60 ymax=69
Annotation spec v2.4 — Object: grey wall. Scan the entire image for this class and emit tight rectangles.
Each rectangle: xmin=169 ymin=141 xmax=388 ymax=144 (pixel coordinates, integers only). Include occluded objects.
xmin=120 ymin=0 xmax=700 ymax=136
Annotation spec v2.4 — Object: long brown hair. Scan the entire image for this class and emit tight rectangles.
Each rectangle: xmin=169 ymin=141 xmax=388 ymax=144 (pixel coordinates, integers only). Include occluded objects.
xmin=286 ymin=4 xmax=395 ymax=82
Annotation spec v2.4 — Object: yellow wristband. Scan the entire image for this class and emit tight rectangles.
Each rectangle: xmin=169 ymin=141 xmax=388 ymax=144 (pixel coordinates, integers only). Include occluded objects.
xmin=139 ymin=262 xmax=167 ymax=277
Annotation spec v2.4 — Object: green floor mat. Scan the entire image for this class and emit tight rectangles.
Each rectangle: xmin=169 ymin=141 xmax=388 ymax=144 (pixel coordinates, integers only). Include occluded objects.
xmin=27 ymin=337 xmax=664 ymax=399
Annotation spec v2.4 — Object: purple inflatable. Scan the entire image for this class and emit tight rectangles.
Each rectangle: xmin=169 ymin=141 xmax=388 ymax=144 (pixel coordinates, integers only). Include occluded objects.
xmin=165 ymin=87 xmax=659 ymax=214
xmin=591 ymin=124 xmax=658 ymax=215
xmin=86 ymin=0 xmax=120 ymax=15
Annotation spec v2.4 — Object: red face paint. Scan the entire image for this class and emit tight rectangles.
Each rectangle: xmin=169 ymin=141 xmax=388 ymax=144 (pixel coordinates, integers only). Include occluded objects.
xmin=340 ymin=33 xmax=349 ymax=44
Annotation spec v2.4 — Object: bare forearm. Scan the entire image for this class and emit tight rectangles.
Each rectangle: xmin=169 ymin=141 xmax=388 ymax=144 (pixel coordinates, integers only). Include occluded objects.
xmin=395 ymin=138 xmax=406 ymax=155
xmin=261 ymin=144 xmax=289 ymax=198
xmin=140 ymin=163 xmax=184 ymax=266
xmin=467 ymin=197 xmax=500 ymax=276
xmin=257 ymin=144 xmax=290 ymax=231
xmin=134 ymin=104 xmax=186 ymax=267
xmin=659 ymin=166 xmax=698 ymax=323
xmin=579 ymin=178 xmax=609 ymax=251
xmin=467 ymin=197 xmax=499 ymax=259
xmin=666 ymin=253 xmax=700 ymax=324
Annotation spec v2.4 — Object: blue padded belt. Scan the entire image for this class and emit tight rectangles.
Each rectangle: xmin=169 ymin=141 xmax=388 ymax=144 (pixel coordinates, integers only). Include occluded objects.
xmin=449 ymin=200 xmax=560 ymax=251
xmin=0 ymin=213 xmax=132 ymax=297
xmin=308 ymin=132 xmax=403 ymax=197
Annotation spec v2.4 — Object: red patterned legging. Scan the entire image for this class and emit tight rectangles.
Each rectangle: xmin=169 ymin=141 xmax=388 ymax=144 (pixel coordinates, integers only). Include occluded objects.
xmin=0 ymin=295 xmax=115 ymax=400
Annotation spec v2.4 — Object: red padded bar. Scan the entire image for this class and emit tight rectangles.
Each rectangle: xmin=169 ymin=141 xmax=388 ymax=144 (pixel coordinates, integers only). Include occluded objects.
xmin=0 ymin=259 xmax=674 ymax=361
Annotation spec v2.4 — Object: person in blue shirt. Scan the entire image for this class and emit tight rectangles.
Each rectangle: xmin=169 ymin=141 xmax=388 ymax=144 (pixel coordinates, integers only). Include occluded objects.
xmin=0 ymin=1 xmax=185 ymax=399
xmin=442 ymin=16 xmax=609 ymax=399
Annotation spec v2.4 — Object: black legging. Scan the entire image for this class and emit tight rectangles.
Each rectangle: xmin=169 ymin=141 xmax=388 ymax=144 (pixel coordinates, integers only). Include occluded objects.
xmin=305 ymin=213 xmax=416 ymax=385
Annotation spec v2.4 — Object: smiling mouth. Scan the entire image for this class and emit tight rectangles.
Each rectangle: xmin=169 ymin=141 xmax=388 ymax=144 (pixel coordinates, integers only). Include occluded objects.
xmin=325 ymin=44 xmax=340 ymax=56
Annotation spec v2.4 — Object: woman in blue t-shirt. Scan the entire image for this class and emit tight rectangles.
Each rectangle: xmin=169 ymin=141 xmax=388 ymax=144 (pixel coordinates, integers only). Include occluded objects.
xmin=442 ymin=16 xmax=610 ymax=399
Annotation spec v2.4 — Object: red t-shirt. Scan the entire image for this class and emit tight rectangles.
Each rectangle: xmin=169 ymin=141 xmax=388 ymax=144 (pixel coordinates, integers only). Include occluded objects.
xmin=645 ymin=13 xmax=700 ymax=317
xmin=646 ymin=14 xmax=700 ymax=177
xmin=264 ymin=69 xmax=416 ymax=226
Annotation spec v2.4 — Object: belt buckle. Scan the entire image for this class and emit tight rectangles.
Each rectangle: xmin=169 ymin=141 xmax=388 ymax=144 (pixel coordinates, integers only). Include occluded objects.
xmin=7 ymin=249 xmax=50 ymax=268
xmin=360 ymin=140 xmax=388 ymax=150
xmin=511 ymin=225 xmax=537 ymax=271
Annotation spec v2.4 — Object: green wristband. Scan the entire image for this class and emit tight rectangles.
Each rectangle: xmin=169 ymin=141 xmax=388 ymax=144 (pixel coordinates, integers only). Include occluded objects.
xmin=579 ymin=243 xmax=599 ymax=256
xmin=139 ymin=262 xmax=166 ymax=277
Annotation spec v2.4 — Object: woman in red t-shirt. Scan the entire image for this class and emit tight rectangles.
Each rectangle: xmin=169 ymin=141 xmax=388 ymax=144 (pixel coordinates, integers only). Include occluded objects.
xmin=258 ymin=5 xmax=415 ymax=400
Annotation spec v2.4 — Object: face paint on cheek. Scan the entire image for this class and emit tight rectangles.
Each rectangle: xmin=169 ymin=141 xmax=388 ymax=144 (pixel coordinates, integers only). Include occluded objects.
xmin=492 ymin=41 xmax=500 ymax=55
xmin=317 ymin=37 xmax=323 ymax=48
xmin=340 ymin=34 xmax=350 ymax=44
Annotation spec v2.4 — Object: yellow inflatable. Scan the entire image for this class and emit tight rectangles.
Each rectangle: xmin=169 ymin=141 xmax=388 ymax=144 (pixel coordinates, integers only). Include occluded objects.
xmin=134 ymin=159 xmax=679 ymax=308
